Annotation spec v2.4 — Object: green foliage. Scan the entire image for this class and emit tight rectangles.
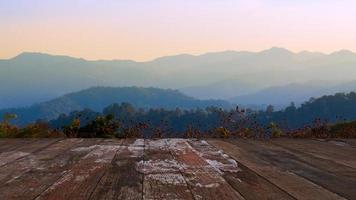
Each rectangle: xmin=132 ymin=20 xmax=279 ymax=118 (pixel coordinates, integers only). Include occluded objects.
xmin=3 ymin=113 xmax=17 ymax=122
xmin=62 ymin=114 xmax=121 ymax=138
xmin=77 ymin=114 xmax=120 ymax=138
xmin=329 ymin=121 xmax=356 ymax=138
xmin=288 ymin=119 xmax=356 ymax=139
xmin=5 ymin=91 xmax=356 ymax=139
xmin=52 ymin=102 xmax=226 ymax=137
xmin=0 ymin=113 xmax=64 ymax=138
xmin=258 ymin=92 xmax=356 ymax=129
xmin=183 ymin=126 xmax=203 ymax=139
xmin=234 ymin=127 xmax=252 ymax=138
xmin=212 ymin=127 xmax=231 ymax=138
xmin=51 ymin=100 xmax=356 ymax=139
xmin=63 ymin=118 xmax=81 ymax=138
xmin=269 ymin=122 xmax=283 ymax=138
xmin=16 ymin=122 xmax=64 ymax=138
xmin=117 ymin=123 xmax=147 ymax=139
xmin=0 ymin=113 xmax=18 ymax=138
xmin=0 ymin=122 xmax=18 ymax=138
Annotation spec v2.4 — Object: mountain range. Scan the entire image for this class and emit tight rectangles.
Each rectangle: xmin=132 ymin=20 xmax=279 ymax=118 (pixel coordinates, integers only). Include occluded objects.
xmin=1 ymin=48 xmax=356 ymax=109
xmin=230 ymin=80 xmax=356 ymax=109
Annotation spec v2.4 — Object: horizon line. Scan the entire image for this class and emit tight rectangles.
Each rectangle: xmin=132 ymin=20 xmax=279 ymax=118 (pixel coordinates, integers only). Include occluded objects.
xmin=2 ymin=47 xmax=355 ymax=63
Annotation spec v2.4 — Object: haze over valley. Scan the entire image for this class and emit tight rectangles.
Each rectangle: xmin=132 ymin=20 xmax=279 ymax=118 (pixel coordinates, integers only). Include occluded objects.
xmin=1 ymin=48 xmax=356 ymax=111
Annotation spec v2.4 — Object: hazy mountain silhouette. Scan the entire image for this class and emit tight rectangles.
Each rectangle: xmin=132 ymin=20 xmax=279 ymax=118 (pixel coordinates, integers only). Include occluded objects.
xmin=230 ymin=80 xmax=356 ymax=108
xmin=1 ymin=48 xmax=356 ymax=108
xmin=0 ymin=87 xmax=231 ymax=125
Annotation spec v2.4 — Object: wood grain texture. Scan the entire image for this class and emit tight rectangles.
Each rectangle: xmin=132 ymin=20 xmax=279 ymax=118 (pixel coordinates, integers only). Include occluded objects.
xmin=0 ymin=138 xmax=355 ymax=200
xmin=0 ymin=139 xmax=39 ymax=153
xmin=191 ymin=140 xmax=294 ymax=200
xmin=36 ymin=139 xmax=121 ymax=200
xmin=209 ymin=139 xmax=346 ymax=200
xmin=0 ymin=139 xmax=62 ymax=167
xmin=167 ymin=139 xmax=244 ymax=200
xmin=0 ymin=139 xmax=99 ymax=199
xmin=143 ymin=139 xmax=194 ymax=200
xmin=90 ymin=139 xmax=144 ymax=200
xmin=272 ymin=138 xmax=356 ymax=169
xmin=238 ymin=139 xmax=356 ymax=199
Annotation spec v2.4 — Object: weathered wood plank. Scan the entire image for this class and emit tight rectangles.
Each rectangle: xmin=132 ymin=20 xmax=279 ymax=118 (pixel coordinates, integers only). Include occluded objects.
xmin=167 ymin=139 xmax=244 ymax=200
xmin=190 ymin=140 xmax=294 ymax=200
xmin=141 ymin=139 xmax=193 ymax=200
xmin=0 ymin=138 xmax=62 ymax=167
xmin=89 ymin=139 xmax=144 ymax=200
xmin=272 ymin=139 xmax=356 ymax=178
xmin=0 ymin=139 xmax=82 ymax=183
xmin=209 ymin=139 xmax=345 ymax=200
xmin=0 ymin=139 xmax=101 ymax=200
xmin=272 ymin=138 xmax=356 ymax=169
xmin=254 ymin=140 xmax=356 ymax=199
xmin=35 ymin=139 xmax=123 ymax=200
xmin=0 ymin=138 xmax=355 ymax=200
xmin=0 ymin=139 xmax=39 ymax=153
xmin=342 ymin=139 xmax=356 ymax=147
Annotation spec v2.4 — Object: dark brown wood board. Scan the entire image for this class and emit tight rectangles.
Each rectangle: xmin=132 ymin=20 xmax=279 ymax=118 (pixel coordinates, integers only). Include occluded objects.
xmin=0 ymin=138 xmax=354 ymax=200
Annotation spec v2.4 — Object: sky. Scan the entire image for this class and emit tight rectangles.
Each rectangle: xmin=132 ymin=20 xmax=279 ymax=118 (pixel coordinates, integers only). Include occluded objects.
xmin=1 ymin=0 xmax=356 ymax=61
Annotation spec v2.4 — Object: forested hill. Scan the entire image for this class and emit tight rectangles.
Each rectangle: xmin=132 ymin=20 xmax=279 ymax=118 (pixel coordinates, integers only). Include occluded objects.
xmin=258 ymin=92 xmax=356 ymax=128
xmin=48 ymin=92 xmax=356 ymax=136
xmin=0 ymin=87 xmax=231 ymax=125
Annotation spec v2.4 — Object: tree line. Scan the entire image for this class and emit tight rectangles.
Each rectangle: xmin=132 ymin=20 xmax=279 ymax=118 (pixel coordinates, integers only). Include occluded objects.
xmin=2 ymin=92 xmax=356 ymax=138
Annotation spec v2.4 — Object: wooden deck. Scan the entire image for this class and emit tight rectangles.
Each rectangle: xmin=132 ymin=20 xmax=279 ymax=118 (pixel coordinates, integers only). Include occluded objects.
xmin=0 ymin=138 xmax=355 ymax=200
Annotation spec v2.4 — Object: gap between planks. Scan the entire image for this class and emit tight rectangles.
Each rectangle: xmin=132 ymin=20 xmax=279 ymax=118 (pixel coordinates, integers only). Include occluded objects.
xmin=210 ymin=139 xmax=347 ymax=200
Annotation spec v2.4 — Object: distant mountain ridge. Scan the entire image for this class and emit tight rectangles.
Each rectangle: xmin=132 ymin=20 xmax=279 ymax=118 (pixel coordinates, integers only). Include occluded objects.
xmin=0 ymin=87 xmax=231 ymax=125
xmin=229 ymin=80 xmax=356 ymax=109
xmin=2 ymin=48 xmax=356 ymax=109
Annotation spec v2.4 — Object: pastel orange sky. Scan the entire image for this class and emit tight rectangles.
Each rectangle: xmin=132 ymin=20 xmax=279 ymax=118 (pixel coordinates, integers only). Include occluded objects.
xmin=1 ymin=0 xmax=356 ymax=61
